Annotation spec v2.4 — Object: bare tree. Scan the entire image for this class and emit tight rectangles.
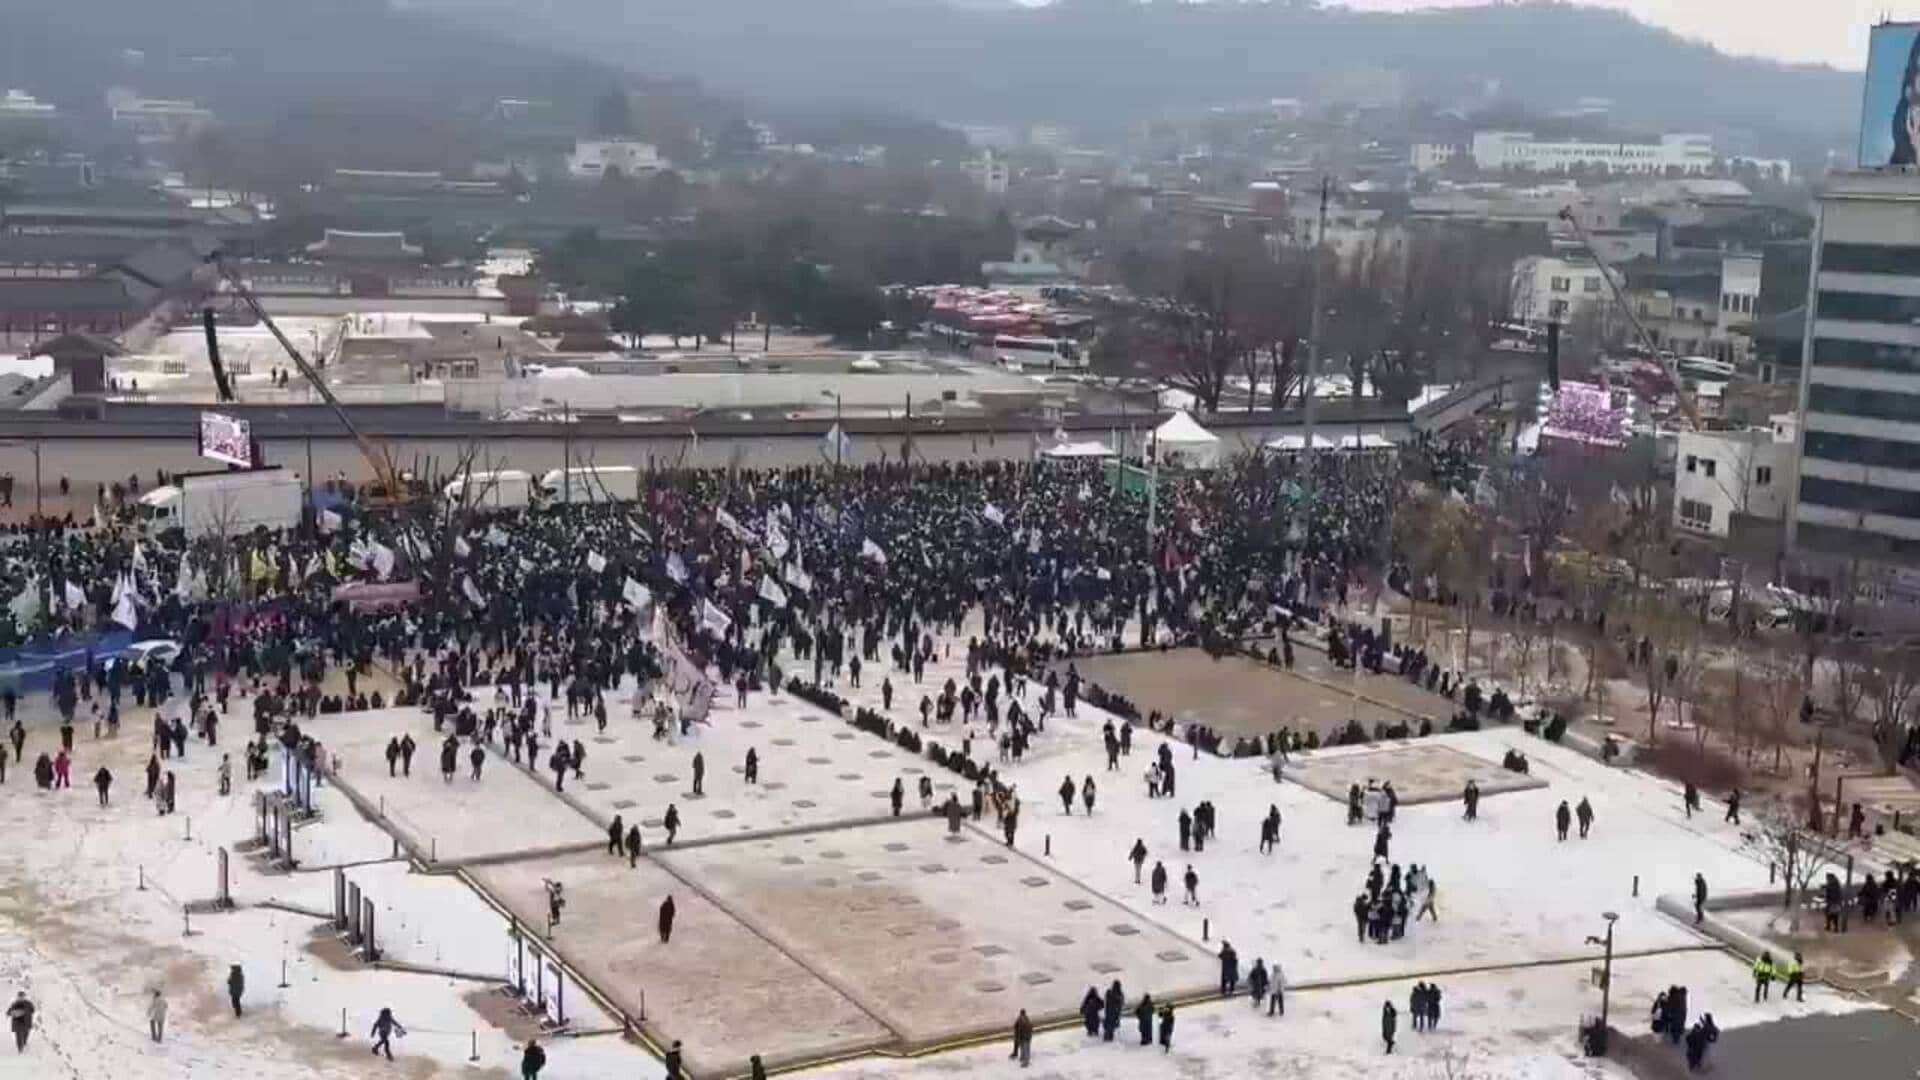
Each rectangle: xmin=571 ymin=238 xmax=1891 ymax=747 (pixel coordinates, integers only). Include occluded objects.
xmin=1862 ymin=642 xmax=1920 ymax=772
xmin=1742 ymin=795 xmax=1849 ymax=926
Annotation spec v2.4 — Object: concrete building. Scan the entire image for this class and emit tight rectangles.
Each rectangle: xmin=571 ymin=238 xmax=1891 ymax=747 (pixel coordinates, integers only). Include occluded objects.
xmin=1788 ymin=169 xmax=1920 ymax=575
xmin=1673 ymin=415 xmax=1797 ymax=538
xmin=566 ymin=139 xmax=665 ymax=180
xmin=0 ymin=90 xmax=57 ymax=134
xmin=1410 ymin=143 xmax=1461 ymax=173
xmin=960 ymin=152 xmax=1010 ymax=196
xmin=1511 ymin=255 xmax=1611 ymax=326
xmin=1471 ymin=131 xmax=1715 ymax=175
xmin=107 ymin=95 xmax=213 ymax=143
xmin=1715 ymin=252 xmax=1762 ymax=366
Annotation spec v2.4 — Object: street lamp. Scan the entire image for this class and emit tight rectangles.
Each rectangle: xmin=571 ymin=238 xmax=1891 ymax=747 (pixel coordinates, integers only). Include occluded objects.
xmin=1584 ymin=910 xmax=1619 ymax=1056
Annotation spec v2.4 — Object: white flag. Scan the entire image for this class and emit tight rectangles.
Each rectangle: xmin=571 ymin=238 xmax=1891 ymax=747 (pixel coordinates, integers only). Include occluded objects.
xmin=461 ymin=575 xmax=486 ymax=608
xmin=622 ymin=577 xmax=652 ymax=611
xmin=63 ymin=581 xmax=85 ymax=610
xmin=823 ymin=423 xmax=853 ymax=461
xmin=784 ymin=563 xmax=812 ymax=593
xmin=111 ymin=590 xmax=138 ymax=631
xmin=518 ymin=556 xmax=535 ymax=575
xmin=486 ymin=525 xmax=509 ymax=547
xmin=757 ymin=575 xmax=788 ymax=607
xmin=700 ymin=598 xmax=732 ymax=637
xmin=370 ymin=543 xmax=396 ymax=581
xmin=320 ymin=509 xmax=343 ymax=533
xmin=766 ymin=520 xmax=789 ymax=560
xmin=453 ymin=536 xmax=472 ymax=559
xmin=8 ymin=579 xmax=40 ymax=623
xmin=1027 ymin=530 xmax=1041 ymax=554
xmin=587 ymin=550 xmax=608 ymax=574
xmin=629 ymin=521 xmax=652 ymax=546
xmin=666 ymin=552 xmax=688 ymax=585
xmin=983 ymin=503 xmax=1005 ymax=526
xmin=130 ymin=543 xmax=148 ymax=575
xmin=861 ymin=538 xmax=886 ymax=565
xmin=715 ymin=506 xmax=749 ymax=540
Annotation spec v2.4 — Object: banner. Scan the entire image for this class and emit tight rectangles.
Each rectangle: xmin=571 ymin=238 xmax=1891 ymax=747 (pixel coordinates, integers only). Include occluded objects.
xmin=370 ymin=543 xmax=396 ymax=581
xmin=983 ymin=503 xmax=1005 ymax=526
xmin=587 ymin=550 xmax=608 ymax=574
xmin=766 ymin=520 xmax=789 ymax=561
xmin=461 ymin=575 xmax=486 ymax=608
xmin=861 ymin=538 xmax=887 ymax=565
xmin=666 ymin=552 xmax=688 ymax=585
xmin=330 ymin=581 xmax=420 ymax=612
xmin=1863 ymin=23 xmax=1920 ymax=166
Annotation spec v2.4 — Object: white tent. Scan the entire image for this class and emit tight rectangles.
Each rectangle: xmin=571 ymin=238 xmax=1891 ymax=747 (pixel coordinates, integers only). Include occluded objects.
xmin=1264 ymin=433 xmax=1338 ymax=453
xmin=1264 ymin=431 xmax=1397 ymax=454
xmin=1152 ymin=411 xmax=1220 ymax=468
xmin=1040 ymin=440 xmax=1116 ymax=461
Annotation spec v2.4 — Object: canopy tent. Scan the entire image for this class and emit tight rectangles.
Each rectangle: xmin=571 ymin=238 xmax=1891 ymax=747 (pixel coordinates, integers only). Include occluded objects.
xmin=1040 ymin=440 xmax=1116 ymax=461
xmin=1151 ymin=411 xmax=1220 ymax=468
xmin=1264 ymin=431 xmax=1397 ymax=454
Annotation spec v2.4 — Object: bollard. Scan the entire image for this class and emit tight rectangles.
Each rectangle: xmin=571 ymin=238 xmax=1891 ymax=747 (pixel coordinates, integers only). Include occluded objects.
xmin=431 ymin=837 xmax=437 ymax=863
xmin=138 ymin=864 xmax=146 ymax=892
xmin=379 ymin=795 xmax=385 ymax=817
xmin=1769 ymin=862 xmax=1776 ymax=885
xmin=1202 ymin=918 xmax=1209 ymax=941
xmin=337 ymin=1008 xmax=347 ymax=1038
xmin=469 ymin=1030 xmax=479 ymax=1063
xmin=391 ymin=835 xmax=398 ymax=860
xmin=640 ymin=989 xmax=646 ymax=1021
xmin=1632 ymin=875 xmax=1639 ymax=898
xmin=278 ymin=957 xmax=289 ymax=989
xmin=183 ymin=907 xmax=193 ymax=937
xmin=1045 ymin=834 xmax=1051 ymax=857
xmin=185 ymin=816 xmax=192 ymax=841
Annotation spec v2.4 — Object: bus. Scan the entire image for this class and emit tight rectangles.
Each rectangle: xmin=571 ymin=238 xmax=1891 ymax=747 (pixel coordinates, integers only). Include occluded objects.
xmin=977 ymin=334 xmax=1082 ymax=371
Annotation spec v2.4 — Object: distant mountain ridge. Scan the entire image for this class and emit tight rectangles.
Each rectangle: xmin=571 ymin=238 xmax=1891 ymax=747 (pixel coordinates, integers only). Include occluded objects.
xmin=419 ymin=0 xmax=1857 ymax=140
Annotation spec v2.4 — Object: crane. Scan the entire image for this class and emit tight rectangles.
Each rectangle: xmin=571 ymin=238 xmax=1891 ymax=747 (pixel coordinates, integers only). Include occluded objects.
xmin=208 ymin=254 xmax=409 ymax=503
xmin=1555 ymin=206 xmax=1701 ymax=430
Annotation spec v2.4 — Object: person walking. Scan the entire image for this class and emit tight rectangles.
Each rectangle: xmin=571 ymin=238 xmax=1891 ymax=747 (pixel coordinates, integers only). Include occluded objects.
xmin=1183 ymin=864 xmax=1199 ymax=906
xmin=93 ymin=766 xmax=111 ymax=806
xmin=227 ymin=964 xmax=245 ymax=1017
xmin=1693 ymin=873 xmax=1708 ymax=925
xmin=1555 ymin=800 xmax=1572 ymax=842
xmin=658 ymin=895 xmax=677 ymax=943
xmin=692 ymin=753 xmax=705 ymax=797
xmin=521 ymin=1038 xmax=547 ymax=1079
xmin=1150 ymin=860 xmax=1167 ymax=904
xmin=1135 ymin=993 xmax=1155 ymax=1045
xmin=1576 ymin=797 xmax=1594 ymax=838
xmin=1268 ymin=960 xmax=1287 ymax=1017
xmin=1381 ymin=1000 xmax=1397 ymax=1054
xmin=1156 ymin=1002 xmax=1174 ymax=1053
xmin=1009 ymin=1009 xmax=1033 ymax=1067
xmin=1129 ymin=839 xmax=1147 ymax=883
xmin=1783 ymin=951 xmax=1806 ymax=1002
xmin=6 ymin=991 xmax=32 ymax=1052
xmin=146 ymin=988 xmax=167 ymax=1042
xmin=370 ymin=1007 xmax=405 ymax=1060
xmin=664 ymin=1039 xmax=684 ymax=1079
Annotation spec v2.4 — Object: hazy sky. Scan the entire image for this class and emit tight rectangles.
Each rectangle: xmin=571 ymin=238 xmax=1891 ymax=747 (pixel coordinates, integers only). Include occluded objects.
xmin=1336 ymin=1 xmax=1920 ymax=70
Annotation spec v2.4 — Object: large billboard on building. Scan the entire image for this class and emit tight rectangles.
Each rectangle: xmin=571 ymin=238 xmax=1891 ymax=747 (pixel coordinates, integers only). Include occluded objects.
xmin=1860 ymin=23 xmax=1920 ymax=167
xmin=198 ymin=411 xmax=254 ymax=468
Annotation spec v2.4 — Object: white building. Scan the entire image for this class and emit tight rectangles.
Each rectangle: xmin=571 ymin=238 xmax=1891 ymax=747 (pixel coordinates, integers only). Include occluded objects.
xmin=960 ymin=151 xmax=1010 ymax=196
xmin=1674 ymin=414 xmax=1797 ymax=538
xmin=108 ymin=95 xmax=213 ymax=143
xmin=1511 ymin=255 xmax=1612 ymax=326
xmin=1471 ymin=131 xmax=1714 ymax=175
xmin=1286 ymin=199 xmax=1402 ymax=266
xmin=1715 ymin=252 xmax=1761 ymax=365
xmin=566 ymin=139 xmax=665 ymax=180
xmin=1410 ymin=143 xmax=1462 ymax=173
xmin=0 ymin=90 xmax=56 ymax=122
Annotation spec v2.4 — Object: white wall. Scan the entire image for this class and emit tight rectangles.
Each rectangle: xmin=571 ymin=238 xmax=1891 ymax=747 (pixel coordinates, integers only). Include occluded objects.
xmin=1673 ymin=428 xmax=1792 ymax=537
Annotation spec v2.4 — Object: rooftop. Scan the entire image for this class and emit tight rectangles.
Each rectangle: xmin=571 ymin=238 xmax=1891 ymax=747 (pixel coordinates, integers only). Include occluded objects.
xmin=304 ymin=230 xmax=425 ymax=261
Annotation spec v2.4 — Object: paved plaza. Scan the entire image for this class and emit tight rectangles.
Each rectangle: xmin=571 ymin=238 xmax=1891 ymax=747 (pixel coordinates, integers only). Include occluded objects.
xmin=1285 ymin=742 xmax=1549 ymax=806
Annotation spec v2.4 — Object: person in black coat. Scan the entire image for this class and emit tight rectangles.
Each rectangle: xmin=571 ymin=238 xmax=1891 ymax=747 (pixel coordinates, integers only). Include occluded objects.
xmin=664 ymin=1039 xmax=684 ymax=1079
xmin=625 ymin=824 xmax=642 ymax=867
xmin=657 ymin=895 xmax=676 ymax=943
xmin=607 ymin=815 xmax=624 ymax=856
xmin=1135 ymin=993 xmax=1155 ymax=1045
xmin=1101 ymin=980 xmax=1123 ymax=1042
xmin=520 ymin=1039 xmax=546 ymax=1079
xmin=751 ymin=1052 xmax=770 ymax=1079
xmin=1218 ymin=941 xmax=1239 ymax=995
xmin=1079 ymin=987 xmax=1101 ymax=1036
xmin=1381 ymin=1000 xmax=1397 ymax=1053
xmin=1157 ymin=1002 xmax=1174 ymax=1052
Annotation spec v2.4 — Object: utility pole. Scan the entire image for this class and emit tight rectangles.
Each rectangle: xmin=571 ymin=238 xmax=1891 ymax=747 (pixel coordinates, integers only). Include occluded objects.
xmin=1301 ymin=176 xmax=1330 ymax=507
xmin=1586 ymin=911 xmax=1619 ymax=1055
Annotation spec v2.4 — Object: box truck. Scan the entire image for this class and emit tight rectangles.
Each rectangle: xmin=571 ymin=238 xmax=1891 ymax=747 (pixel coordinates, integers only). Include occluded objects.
xmin=442 ymin=469 xmax=533 ymax=510
xmin=136 ymin=469 xmax=304 ymax=539
xmin=539 ymin=466 xmax=640 ymax=504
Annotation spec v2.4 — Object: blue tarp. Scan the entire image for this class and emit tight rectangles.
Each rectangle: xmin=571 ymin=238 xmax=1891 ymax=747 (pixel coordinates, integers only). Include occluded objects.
xmin=0 ymin=630 xmax=137 ymax=692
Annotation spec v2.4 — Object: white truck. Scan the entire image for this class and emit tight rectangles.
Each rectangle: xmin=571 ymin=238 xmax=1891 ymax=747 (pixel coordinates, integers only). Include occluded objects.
xmin=442 ymin=469 xmax=533 ymax=510
xmin=136 ymin=469 xmax=304 ymax=539
xmin=539 ymin=465 xmax=640 ymax=504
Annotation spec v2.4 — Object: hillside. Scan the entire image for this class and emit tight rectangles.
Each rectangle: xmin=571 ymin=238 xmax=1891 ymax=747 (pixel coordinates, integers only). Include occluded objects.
xmin=424 ymin=0 xmax=1858 ymax=140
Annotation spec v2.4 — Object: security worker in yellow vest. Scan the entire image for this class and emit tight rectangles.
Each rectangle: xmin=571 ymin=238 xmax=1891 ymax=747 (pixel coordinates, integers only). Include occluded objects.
xmin=1752 ymin=951 xmax=1775 ymax=1002
xmin=1782 ymin=951 xmax=1805 ymax=1002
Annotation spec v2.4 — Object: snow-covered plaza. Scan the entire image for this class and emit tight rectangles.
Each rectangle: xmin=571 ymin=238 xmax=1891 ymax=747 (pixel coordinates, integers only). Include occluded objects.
xmin=0 ymin=634 xmax=1880 ymax=1080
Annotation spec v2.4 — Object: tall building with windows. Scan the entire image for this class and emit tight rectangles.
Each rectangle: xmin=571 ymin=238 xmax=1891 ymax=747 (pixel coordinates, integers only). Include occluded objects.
xmin=1788 ymin=170 xmax=1920 ymax=586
